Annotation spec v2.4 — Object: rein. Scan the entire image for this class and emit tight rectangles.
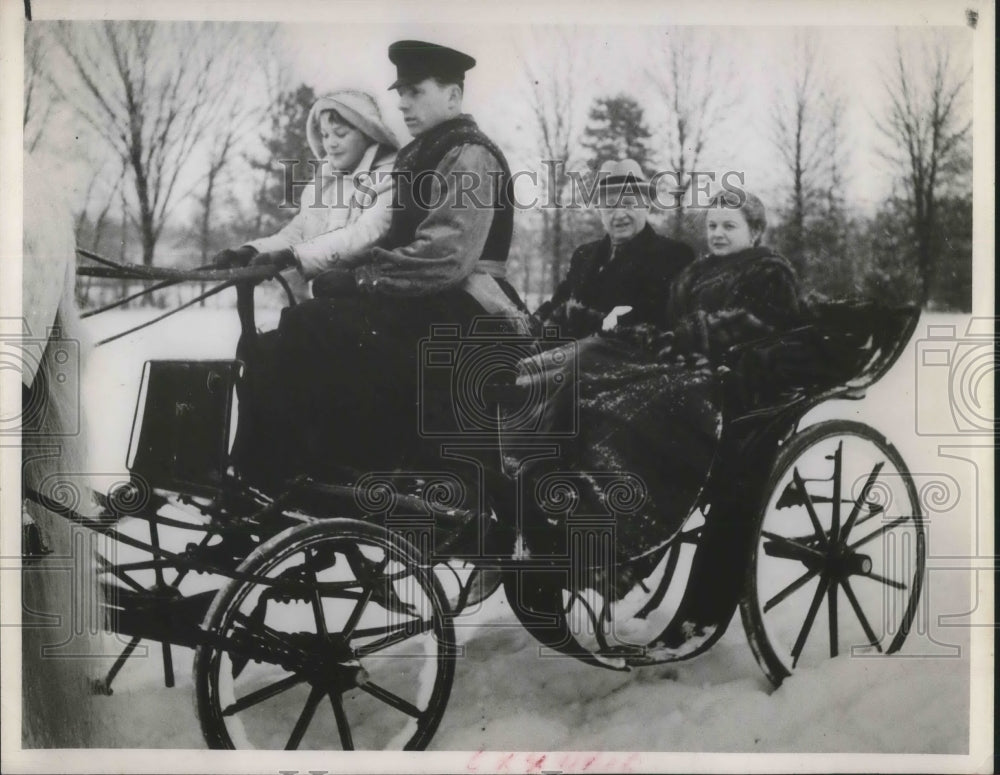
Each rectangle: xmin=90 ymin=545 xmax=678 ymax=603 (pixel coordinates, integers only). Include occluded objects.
xmin=76 ymin=247 xmax=296 ymax=346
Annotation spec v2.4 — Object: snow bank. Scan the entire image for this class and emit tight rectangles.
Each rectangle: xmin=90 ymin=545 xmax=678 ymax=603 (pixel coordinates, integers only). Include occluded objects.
xmin=78 ymin=309 xmax=978 ymax=755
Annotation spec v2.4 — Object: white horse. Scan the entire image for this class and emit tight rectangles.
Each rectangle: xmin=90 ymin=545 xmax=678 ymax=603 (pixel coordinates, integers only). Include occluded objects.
xmin=19 ymin=155 xmax=107 ymax=747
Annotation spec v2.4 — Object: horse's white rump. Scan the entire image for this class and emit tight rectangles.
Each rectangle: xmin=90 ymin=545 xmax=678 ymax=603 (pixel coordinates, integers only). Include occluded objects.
xmin=20 ymin=155 xmax=107 ymax=747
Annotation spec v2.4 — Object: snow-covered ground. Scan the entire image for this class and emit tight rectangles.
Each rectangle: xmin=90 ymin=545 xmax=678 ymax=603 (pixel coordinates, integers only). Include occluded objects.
xmin=76 ymin=306 xmax=987 ymax=759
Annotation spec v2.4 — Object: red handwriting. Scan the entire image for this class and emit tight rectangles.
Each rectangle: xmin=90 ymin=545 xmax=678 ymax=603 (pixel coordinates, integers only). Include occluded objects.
xmin=466 ymin=751 xmax=643 ymax=774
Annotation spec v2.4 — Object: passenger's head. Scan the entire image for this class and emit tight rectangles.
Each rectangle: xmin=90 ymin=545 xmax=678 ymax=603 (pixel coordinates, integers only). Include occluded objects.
xmin=705 ymin=189 xmax=767 ymax=256
xmin=317 ymin=110 xmax=371 ymax=172
xmin=306 ymin=91 xmax=399 ymax=172
xmin=388 ymin=40 xmax=475 ymax=136
xmin=595 ymin=159 xmax=653 ymax=245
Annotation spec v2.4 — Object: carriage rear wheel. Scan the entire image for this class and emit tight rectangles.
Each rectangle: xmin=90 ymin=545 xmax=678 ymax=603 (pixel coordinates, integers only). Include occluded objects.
xmin=740 ymin=420 xmax=925 ymax=687
xmin=194 ymin=519 xmax=455 ymax=750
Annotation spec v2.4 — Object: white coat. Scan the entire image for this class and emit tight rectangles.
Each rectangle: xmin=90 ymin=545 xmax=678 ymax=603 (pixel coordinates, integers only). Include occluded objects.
xmin=247 ymin=143 xmax=396 ymax=281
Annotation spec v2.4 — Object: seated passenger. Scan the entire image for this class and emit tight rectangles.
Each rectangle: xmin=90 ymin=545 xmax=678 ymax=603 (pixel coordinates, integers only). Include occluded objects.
xmin=510 ymin=188 xmax=803 ymax=639
xmin=535 ymin=158 xmax=694 ymax=336
xmin=663 ymin=188 xmax=800 ymax=361
xmin=212 ymin=90 xmax=398 ymax=293
xmin=653 ymin=188 xmax=802 ymax=648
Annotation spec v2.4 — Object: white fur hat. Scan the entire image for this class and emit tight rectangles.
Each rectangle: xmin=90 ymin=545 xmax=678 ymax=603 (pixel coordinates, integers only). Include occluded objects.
xmin=306 ymin=90 xmax=400 ymax=159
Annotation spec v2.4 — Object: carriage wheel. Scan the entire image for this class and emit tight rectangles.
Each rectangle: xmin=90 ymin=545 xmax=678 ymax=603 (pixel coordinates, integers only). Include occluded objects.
xmin=740 ymin=420 xmax=925 ymax=687
xmin=194 ymin=519 xmax=455 ymax=750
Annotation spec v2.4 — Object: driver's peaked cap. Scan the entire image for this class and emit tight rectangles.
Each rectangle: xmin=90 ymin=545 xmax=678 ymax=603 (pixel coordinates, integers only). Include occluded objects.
xmin=387 ymin=40 xmax=477 ymax=90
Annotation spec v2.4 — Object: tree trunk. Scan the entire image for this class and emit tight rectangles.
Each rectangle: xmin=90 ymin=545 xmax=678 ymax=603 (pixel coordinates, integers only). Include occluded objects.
xmin=550 ymin=208 xmax=564 ymax=297
xmin=198 ymin=172 xmax=217 ymax=307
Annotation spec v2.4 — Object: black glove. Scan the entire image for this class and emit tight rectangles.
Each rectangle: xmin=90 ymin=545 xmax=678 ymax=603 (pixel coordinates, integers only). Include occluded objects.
xmin=251 ymin=248 xmax=297 ymax=271
xmin=212 ymin=245 xmax=258 ymax=269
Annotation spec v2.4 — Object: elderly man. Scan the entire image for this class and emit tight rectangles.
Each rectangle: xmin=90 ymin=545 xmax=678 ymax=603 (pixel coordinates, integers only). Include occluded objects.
xmin=535 ymin=159 xmax=694 ymax=336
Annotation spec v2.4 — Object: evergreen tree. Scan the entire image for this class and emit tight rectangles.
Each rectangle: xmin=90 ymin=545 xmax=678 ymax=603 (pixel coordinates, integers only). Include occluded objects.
xmin=243 ymin=83 xmax=318 ymax=237
xmin=580 ymin=94 xmax=655 ymax=173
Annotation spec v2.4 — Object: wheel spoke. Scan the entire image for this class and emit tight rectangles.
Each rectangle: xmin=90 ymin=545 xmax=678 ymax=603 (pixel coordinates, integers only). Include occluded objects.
xmin=841 ymin=462 xmax=886 ymax=541
xmin=840 ymin=577 xmax=883 ymax=653
xmin=310 ymin=584 xmax=366 ymax=600
xmin=791 ymin=468 xmax=829 ymax=548
xmin=328 ymin=690 xmax=355 ymax=750
xmin=341 ymin=556 xmax=390 ymax=638
xmin=845 ymin=502 xmax=885 ymax=533
xmin=858 ymin=571 xmax=907 ymax=590
xmin=791 ymin=575 xmax=829 ymax=667
xmin=847 ymin=515 xmax=911 ymax=551
xmin=829 ymin=441 xmax=843 ymax=544
xmin=285 ymin=684 xmax=324 ymax=749
xmin=360 ymin=681 xmax=423 ymax=718
xmin=351 ymin=618 xmax=422 ymax=640
xmin=221 ymin=673 xmax=305 ymax=717
xmin=762 ymin=530 xmax=826 ymax=562
xmin=305 ymin=548 xmax=329 ymax=639
xmin=828 ymin=578 xmax=838 ymax=658
xmin=763 ymin=566 xmax=821 ymax=613
xmin=354 ymin=618 xmax=433 ymax=657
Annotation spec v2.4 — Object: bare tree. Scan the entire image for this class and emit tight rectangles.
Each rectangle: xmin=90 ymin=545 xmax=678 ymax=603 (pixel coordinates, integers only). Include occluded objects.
xmin=646 ymin=29 xmax=741 ymax=238
xmin=24 ymin=26 xmax=58 ymax=153
xmin=878 ymin=32 xmax=972 ymax=298
xmin=521 ymin=28 xmax=586 ymax=296
xmin=770 ymin=33 xmax=848 ymax=262
xmin=49 ymin=21 xmax=267 ymax=267
xmin=191 ymin=28 xmax=278 ymax=266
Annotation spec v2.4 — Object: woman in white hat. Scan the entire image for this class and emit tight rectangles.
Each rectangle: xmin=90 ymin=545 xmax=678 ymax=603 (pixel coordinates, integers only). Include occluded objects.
xmin=213 ymin=90 xmax=399 ymax=295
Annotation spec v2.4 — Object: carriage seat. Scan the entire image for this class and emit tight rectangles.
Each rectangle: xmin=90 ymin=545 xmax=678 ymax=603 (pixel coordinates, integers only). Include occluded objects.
xmin=722 ymin=301 xmax=919 ymax=416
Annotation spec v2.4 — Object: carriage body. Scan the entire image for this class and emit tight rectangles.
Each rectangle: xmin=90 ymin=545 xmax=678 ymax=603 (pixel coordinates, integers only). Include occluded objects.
xmin=51 ymin=280 xmax=924 ymax=750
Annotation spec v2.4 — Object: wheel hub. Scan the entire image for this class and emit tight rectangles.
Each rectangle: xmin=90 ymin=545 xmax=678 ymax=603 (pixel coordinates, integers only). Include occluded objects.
xmin=280 ymin=631 xmax=369 ymax=690
xmin=824 ymin=544 xmax=873 ymax=579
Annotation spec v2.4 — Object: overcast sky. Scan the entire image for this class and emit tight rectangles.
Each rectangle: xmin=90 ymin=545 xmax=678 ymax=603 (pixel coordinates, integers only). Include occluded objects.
xmin=24 ymin=15 xmax=974 ymax=228
xmin=283 ymin=23 xmax=973 ymax=213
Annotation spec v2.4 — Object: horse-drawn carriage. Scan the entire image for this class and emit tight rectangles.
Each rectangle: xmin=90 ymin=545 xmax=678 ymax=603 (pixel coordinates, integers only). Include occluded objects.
xmin=26 ymin=261 xmax=926 ymax=750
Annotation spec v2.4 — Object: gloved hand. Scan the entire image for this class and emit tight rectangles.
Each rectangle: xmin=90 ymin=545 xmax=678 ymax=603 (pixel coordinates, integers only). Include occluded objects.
xmin=212 ymin=245 xmax=258 ymax=269
xmin=250 ymin=248 xmax=297 ymax=271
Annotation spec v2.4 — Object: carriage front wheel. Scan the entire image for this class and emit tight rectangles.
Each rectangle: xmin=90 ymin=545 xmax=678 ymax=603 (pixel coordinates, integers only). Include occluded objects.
xmin=194 ymin=519 xmax=455 ymax=750
xmin=740 ymin=420 xmax=925 ymax=687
